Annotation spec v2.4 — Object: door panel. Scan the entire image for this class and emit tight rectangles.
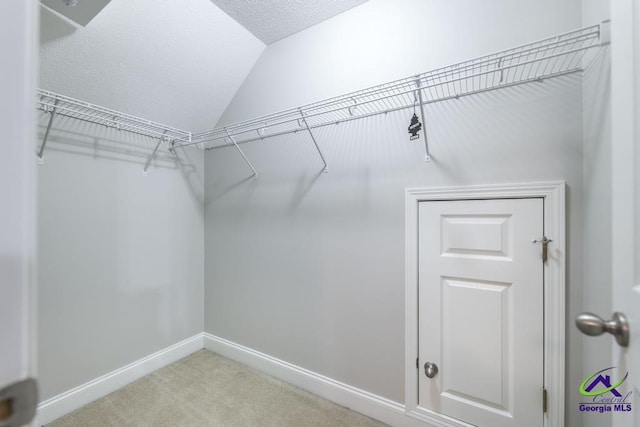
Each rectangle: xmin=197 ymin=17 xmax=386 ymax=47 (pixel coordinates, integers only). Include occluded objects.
xmin=441 ymin=214 xmax=513 ymax=260
xmin=441 ymin=277 xmax=512 ymax=410
xmin=418 ymin=198 xmax=543 ymax=427
xmin=610 ymin=1 xmax=640 ymax=426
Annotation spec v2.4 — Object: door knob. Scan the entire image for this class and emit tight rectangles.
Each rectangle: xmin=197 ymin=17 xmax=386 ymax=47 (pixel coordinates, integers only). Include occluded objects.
xmin=576 ymin=312 xmax=629 ymax=347
xmin=424 ymin=361 xmax=439 ymax=378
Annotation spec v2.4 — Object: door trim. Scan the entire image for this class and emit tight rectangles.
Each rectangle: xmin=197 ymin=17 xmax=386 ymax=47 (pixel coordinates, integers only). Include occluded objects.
xmin=0 ymin=0 xmax=38 ymax=386
xmin=405 ymin=182 xmax=565 ymax=427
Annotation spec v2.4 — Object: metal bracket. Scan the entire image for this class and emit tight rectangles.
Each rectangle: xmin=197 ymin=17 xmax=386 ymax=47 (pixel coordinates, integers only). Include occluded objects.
xmin=37 ymin=99 xmax=59 ymax=164
xmin=143 ymin=131 xmax=167 ymax=175
xmin=415 ymin=78 xmax=431 ymax=162
xmin=299 ymin=110 xmax=328 ymax=173
xmin=257 ymin=122 xmax=268 ymax=138
xmin=532 ymin=236 xmax=553 ymax=262
xmin=348 ymin=97 xmax=358 ymax=116
xmin=224 ymin=128 xmax=257 ymax=177
xmin=599 ymin=20 xmax=611 ymax=46
xmin=497 ymin=58 xmax=504 ymax=83
xmin=112 ymin=116 xmax=121 ymax=131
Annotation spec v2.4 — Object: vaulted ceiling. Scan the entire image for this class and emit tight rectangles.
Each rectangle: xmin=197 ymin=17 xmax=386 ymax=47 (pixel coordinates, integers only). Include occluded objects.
xmin=38 ymin=0 xmax=369 ymax=131
xmin=209 ymin=0 xmax=368 ymax=45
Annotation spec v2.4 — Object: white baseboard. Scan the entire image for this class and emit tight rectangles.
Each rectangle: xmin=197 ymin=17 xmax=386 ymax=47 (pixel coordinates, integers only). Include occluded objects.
xmin=36 ymin=332 xmax=441 ymax=427
xmin=35 ymin=334 xmax=203 ymax=426
xmin=202 ymin=333 xmax=430 ymax=427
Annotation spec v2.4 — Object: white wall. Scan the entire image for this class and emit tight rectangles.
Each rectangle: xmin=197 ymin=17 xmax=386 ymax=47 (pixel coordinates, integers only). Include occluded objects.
xmin=36 ymin=0 xmax=247 ymax=400
xmin=581 ymin=2 xmax=611 ymax=427
xmin=37 ymin=127 xmax=205 ymax=400
xmin=206 ymin=0 xmax=584 ymax=424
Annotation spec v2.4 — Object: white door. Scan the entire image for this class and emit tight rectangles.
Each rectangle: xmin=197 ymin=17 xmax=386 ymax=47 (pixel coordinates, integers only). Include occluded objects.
xmin=0 ymin=1 xmax=38 ymax=426
xmin=418 ymin=198 xmax=544 ymax=426
xmin=610 ymin=0 xmax=640 ymax=426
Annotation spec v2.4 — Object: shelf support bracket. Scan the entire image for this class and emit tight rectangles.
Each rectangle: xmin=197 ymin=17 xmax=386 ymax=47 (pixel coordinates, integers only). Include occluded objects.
xmin=143 ymin=131 xmax=166 ymax=174
xmin=299 ymin=110 xmax=328 ymax=173
xmin=415 ymin=78 xmax=431 ymax=162
xmin=225 ymin=128 xmax=257 ymax=177
xmin=37 ymin=99 xmax=59 ymax=164
xmin=599 ymin=20 xmax=611 ymax=46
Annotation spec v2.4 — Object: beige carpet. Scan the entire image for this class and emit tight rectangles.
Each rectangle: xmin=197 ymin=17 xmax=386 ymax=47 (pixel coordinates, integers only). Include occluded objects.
xmin=48 ymin=349 xmax=387 ymax=427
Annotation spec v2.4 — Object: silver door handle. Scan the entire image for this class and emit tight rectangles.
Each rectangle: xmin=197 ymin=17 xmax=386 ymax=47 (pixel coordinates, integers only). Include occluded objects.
xmin=424 ymin=361 xmax=438 ymax=378
xmin=576 ymin=312 xmax=629 ymax=347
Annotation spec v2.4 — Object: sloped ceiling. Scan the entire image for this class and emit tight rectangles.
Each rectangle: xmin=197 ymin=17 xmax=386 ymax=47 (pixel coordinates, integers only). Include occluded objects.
xmin=39 ymin=0 xmax=369 ymax=131
xmin=39 ymin=0 xmax=265 ymax=132
xmin=210 ymin=0 xmax=369 ymax=45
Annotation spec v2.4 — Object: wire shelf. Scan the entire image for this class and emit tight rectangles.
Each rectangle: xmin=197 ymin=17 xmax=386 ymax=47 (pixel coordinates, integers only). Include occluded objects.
xmin=36 ymin=89 xmax=193 ymax=144
xmin=187 ymin=23 xmax=605 ymax=150
xmin=35 ymin=22 xmax=607 ymax=170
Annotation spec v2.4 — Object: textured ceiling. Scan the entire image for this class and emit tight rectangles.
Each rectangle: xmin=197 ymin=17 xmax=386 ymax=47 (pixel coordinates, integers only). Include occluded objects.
xmin=40 ymin=0 xmax=265 ymax=131
xmin=210 ymin=0 xmax=368 ymax=45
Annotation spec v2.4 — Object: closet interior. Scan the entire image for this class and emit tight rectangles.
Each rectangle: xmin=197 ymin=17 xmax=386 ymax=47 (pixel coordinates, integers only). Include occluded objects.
xmin=31 ymin=1 xmax=616 ymax=426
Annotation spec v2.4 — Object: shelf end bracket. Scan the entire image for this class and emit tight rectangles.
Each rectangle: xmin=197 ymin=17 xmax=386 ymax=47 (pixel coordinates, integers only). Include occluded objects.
xmin=143 ymin=131 xmax=167 ymax=174
xmin=415 ymin=78 xmax=431 ymax=162
xmin=224 ymin=128 xmax=257 ymax=177
xmin=37 ymin=99 xmax=59 ymax=164
xmin=299 ymin=110 xmax=329 ymax=173
xmin=599 ymin=20 xmax=611 ymax=46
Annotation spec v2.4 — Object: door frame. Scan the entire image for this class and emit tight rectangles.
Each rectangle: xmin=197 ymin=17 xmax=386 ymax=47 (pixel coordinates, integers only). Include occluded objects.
xmin=405 ymin=181 xmax=565 ymax=427
xmin=0 ymin=1 xmax=39 ymax=425
xmin=0 ymin=1 xmax=38 ymax=386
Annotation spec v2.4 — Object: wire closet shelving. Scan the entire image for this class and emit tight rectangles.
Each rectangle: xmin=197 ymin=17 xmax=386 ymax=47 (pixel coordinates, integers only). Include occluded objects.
xmin=36 ymin=89 xmax=193 ymax=171
xmin=36 ymin=22 xmax=608 ymax=173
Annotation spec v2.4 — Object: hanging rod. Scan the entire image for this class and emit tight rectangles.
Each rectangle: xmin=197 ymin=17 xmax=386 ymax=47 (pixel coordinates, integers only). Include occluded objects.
xmin=184 ymin=22 xmax=606 ymax=150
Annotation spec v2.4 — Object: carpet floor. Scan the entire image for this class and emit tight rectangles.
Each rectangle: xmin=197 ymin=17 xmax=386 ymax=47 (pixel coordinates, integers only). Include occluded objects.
xmin=47 ymin=349 xmax=388 ymax=427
